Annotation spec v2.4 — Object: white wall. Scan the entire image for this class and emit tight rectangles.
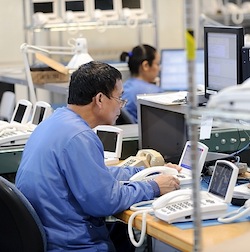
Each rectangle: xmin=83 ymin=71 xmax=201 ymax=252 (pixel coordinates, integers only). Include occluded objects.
xmin=0 ymin=0 xmax=185 ymax=101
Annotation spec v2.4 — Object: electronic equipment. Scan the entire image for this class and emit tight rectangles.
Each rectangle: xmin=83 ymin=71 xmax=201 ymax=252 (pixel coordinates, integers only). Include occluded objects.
xmin=218 ymin=198 xmax=250 ymax=223
xmin=206 ymin=76 xmax=250 ymax=111
xmin=241 ymin=47 xmax=250 ymax=82
xmin=93 ymin=125 xmax=123 ymax=166
xmin=10 ymin=100 xmax=33 ymax=124
xmin=204 ymin=25 xmax=244 ymax=99
xmin=129 ymin=141 xmax=208 ymax=187
xmin=32 ymin=0 xmax=60 ymax=24
xmin=119 ymin=0 xmax=147 ymax=20
xmin=127 ymin=160 xmax=239 ymax=247
xmin=175 ymin=141 xmax=208 ymax=185
xmin=0 ymin=101 xmax=51 ymax=147
xmin=91 ymin=0 xmax=119 ymax=20
xmin=118 ymin=149 xmax=165 ymax=168
xmin=231 ymin=183 xmax=250 ymax=206
xmin=0 ymin=99 xmax=33 ymax=128
xmin=61 ymin=0 xmax=91 ymax=22
xmin=159 ymin=49 xmax=204 ymax=91
xmin=137 ymin=98 xmax=188 ymax=164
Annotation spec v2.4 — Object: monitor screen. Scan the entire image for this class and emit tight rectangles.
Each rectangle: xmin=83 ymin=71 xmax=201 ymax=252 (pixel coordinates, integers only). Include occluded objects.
xmin=121 ymin=0 xmax=141 ymax=9
xmin=94 ymin=0 xmax=114 ymax=10
xmin=13 ymin=104 xmax=27 ymax=123
xmin=32 ymin=106 xmax=46 ymax=125
xmin=160 ymin=49 xmax=204 ymax=91
xmin=33 ymin=2 xmax=54 ymax=13
xmin=65 ymin=1 xmax=84 ymax=12
xmin=138 ymin=102 xmax=187 ymax=163
xmin=97 ymin=130 xmax=118 ymax=152
xmin=204 ymin=25 xmax=244 ymax=98
xmin=208 ymin=161 xmax=234 ymax=198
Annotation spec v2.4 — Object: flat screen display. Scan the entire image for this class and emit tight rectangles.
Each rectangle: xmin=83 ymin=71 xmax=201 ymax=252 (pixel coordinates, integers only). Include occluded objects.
xmin=121 ymin=0 xmax=141 ymax=9
xmin=33 ymin=2 xmax=53 ymax=13
xmin=13 ymin=104 xmax=27 ymax=123
xmin=97 ymin=130 xmax=118 ymax=152
xmin=160 ymin=49 xmax=204 ymax=91
xmin=94 ymin=0 xmax=114 ymax=10
xmin=204 ymin=26 xmax=244 ymax=98
xmin=32 ymin=107 xmax=45 ymax=125
xmin=208 ymin=162 xmax=233 ymax=198
xmin=139 ymin=104 xmax=187 ymax=163
xmin=65 ymin=1 xmax=84 ymax=11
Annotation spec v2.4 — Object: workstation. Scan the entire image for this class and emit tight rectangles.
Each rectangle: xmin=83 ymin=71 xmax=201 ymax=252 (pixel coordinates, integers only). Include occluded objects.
xmin=2 ymin=1 xmax=250 ymax=252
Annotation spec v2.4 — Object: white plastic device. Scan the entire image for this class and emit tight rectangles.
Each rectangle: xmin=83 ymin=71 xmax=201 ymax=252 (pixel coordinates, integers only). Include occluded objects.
xmin=93 ymin=125 xmax=123 ymax=166
xmin=32 ymin=0 xmax=61 ymax=24
xmin=0 ymin=101 xmax=52 ymax=147
xmin=218 ymin=198 xmax=250 ymax=223
xmin=206 ymin=77 xmax=250 ymax=112
xmin=10 ymin=99 xmax=33 ymax=124
xmin=127 ymin=160 xmax=239 ymax=247
xmin=61 ymin=0 xmax=91 ymax=22
xmin=118 ymin=149 xmax=165 ymax=168
xmin=128 ymin=141 xmax=208 ymax=186
xmin=176 ymin=141 xmax=209 ymax=186
xmin=90 ymin=0 xmax=119 ymax=21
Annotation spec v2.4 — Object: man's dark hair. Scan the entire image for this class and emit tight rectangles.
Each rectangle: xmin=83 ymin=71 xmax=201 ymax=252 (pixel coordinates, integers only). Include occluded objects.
xmin=68 ymin=61 xmax=122 ymax=105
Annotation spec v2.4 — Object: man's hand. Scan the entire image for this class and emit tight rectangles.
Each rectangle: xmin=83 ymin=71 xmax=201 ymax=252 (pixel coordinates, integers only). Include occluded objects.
xmin=154 ymin=174 xmax=180 ymax=195
xmin=165 ymin=162 xmax=182 ymax=173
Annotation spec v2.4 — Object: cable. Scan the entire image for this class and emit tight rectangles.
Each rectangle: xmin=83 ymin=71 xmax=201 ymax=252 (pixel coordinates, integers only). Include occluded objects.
xmin=218 ymin=199 xmax=250 ymax=223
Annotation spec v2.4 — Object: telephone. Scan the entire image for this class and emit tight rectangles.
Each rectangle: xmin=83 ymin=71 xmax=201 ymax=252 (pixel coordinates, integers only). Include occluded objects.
xmin=127 ymin=160 xmax=239 ymax=247
xmin=218 ymin=198 xmax=250 ymax=223
xmin=0 ymin=101 xmax=51 ymax=147
xmin=129 ymin=166 xmax=178 ymax=182
xmin=118 ymin=149 xmax=165 ymax=168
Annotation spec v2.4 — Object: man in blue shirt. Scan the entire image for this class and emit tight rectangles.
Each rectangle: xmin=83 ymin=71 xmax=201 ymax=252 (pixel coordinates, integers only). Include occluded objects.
xmin=15 ymin=61 xmax=180 ymax=251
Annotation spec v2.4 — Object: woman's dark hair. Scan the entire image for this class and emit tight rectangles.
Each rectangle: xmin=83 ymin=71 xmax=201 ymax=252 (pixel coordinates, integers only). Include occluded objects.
xmin=120 ymin=44 xmax=157 ymax=75
xmin=68 ymin=61 xmax=122 ymax=105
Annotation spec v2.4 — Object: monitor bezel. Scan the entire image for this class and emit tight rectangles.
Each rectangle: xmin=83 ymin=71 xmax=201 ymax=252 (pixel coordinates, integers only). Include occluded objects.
xmin=61 ymin=0 xmax=91 ymax=21
xmin=91 ymin=0 xmax=119 ymax=20
xmin=137 ymin=99 xmax=188 ymax=164
xmin=32 ymin=0 xmax=58 ymax=20
xmin=204 ymin=25 xmax=244 ymax=99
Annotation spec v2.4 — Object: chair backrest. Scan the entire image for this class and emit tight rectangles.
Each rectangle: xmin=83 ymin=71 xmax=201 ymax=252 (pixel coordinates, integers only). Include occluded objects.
xmin=0 ymin=176 xmax=47 ymax=252
xmin=116 ymin=107 xmax=135 ymax=125
xmin=0 ymin=91 xmax=15 ymax=122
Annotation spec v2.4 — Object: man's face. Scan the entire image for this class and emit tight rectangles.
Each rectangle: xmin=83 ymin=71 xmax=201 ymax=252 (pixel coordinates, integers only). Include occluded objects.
xmin=100 ymin=79 xmax=125 ymax=125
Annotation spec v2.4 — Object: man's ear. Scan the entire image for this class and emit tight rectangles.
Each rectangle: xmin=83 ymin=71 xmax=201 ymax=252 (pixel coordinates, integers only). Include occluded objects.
xmin=95 ymin=92 xmax=103 ymax=107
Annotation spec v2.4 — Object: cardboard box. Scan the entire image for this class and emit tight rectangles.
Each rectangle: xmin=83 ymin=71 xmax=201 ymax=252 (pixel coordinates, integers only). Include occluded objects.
xmin=31 ymin=68 xmax=69 ymax=84
xmin=30 ymin=52 xmax=69 ymax=84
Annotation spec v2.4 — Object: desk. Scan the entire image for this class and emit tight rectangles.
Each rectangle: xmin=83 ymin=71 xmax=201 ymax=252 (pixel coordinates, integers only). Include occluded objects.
xmin=116 ymin=210 xmax=250 ymax=252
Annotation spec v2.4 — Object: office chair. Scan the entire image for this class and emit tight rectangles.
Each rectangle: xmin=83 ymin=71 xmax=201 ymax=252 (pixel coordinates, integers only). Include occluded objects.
xmin=0 ymin=91 xmax=15 ymax=121
xmin=116 ymin=108 xmax=135 ymax=125
xmin=0 ymin=176 xmax=47 ymax=252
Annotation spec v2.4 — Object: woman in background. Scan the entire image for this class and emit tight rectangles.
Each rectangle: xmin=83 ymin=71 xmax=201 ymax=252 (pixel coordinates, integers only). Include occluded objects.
xmin=120 ymin=44 xmax=164 ymax=123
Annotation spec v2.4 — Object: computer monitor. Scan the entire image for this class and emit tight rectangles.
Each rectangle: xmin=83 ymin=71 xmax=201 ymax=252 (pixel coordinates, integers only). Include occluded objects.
xmin=91 ymin=0 xmax=119 ymax=20
xmin=204 ymin=25 xmax=244 ymax=99
xmin=61 ymin=0 xmax=90 ymax=21
xmin=160 ymin=49 xmax=204 ymax=91
xmin=120 ymin=0 xmax=145 ymax=17
xmin=30 ymin=101 xmax=51 ymax=125
xmin=137 ymin=99 xmax=188 ymax=163
xmin=32 ymin=0 xmax=58 ymax=20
